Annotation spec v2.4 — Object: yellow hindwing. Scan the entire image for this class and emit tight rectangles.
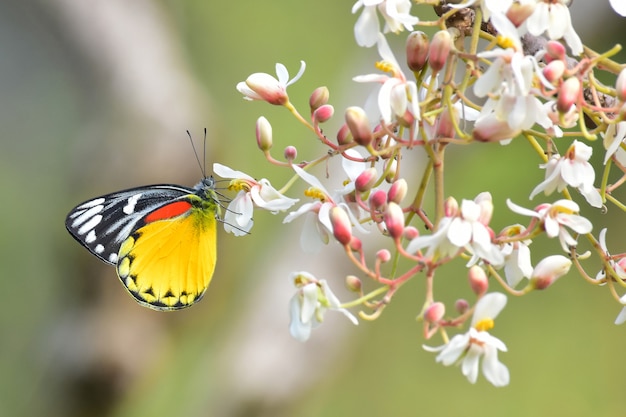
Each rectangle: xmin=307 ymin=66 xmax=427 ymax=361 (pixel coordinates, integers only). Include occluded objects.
xmin=116 ymin=204 xmax=217 ymax=310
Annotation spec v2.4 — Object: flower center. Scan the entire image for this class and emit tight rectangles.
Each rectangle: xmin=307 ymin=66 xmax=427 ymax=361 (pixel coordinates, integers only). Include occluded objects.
xmin=229 ymin=179 xmax=251 ymax=193
xmin=474 ymin=318 xmax=494 ymax=332
xmin=305 ymin=187 xmax=328 ymax=202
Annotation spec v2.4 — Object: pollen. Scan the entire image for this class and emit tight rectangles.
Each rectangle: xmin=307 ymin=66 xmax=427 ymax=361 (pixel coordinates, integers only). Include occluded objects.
xmin=304 ymin=187 xmax=327 ymax=201
xmin=375 ymin=60 xmax=396 ymax=75
xmin=474 ymin=317 xmax=495 ymax=332
xmin=228 ymin=179 xmax=251 ymax=193
xmin=496 ymin=35 xmax=516 ymax=51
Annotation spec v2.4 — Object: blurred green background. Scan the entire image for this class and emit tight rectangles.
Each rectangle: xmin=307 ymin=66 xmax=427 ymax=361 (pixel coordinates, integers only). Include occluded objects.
xmin=2 ymin=1 xmax=626 ymax=416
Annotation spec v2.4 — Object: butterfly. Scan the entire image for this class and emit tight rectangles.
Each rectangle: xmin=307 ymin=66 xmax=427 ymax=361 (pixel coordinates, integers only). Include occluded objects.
xmin=65 ymin=176 xmax=221 ymax=311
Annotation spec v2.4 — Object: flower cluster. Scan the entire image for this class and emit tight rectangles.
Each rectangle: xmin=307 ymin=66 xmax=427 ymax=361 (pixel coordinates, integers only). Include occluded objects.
xmin=218 ymin=1 xmax=626 ymax=387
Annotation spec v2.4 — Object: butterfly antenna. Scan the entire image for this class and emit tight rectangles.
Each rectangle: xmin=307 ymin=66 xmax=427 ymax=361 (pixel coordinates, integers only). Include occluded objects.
xmin=186 ymin=130 xmax=206 ymax=178
xmin=203 ymin=127 xmax=208 ymax=178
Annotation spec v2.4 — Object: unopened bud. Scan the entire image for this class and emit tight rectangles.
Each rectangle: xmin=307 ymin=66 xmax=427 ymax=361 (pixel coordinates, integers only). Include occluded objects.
xmin=616 ymin=69 xmax=626 ymax=102
xmin=313 ymin=104 xmax=334 ymax=123
xmin=309 ymin=86 xmax=329 ymax=111
xmin=530 ymin=255 xmax=572 ymax=290
xmin=284 ymin=145 xmax=297 ymax=161
xmin=369 ymin=189 xmax=387 ymax=211
xmin=424 ymin=302 xmax=445 ymax=323
xmin=329 ymin=206 xmax=352 ymax=246
xmin=545 ymin=40 xmax=566 ymax=63
xmin=256 ymin=116 xmax=273 ymax=151
xmin=428 ymin=30 xmax=452 ymax=73
xmin=443 ymin=196 xmax=459 ymax=217
xmin=355 ymin=167 xmax=378 ymax=193
xmin=376 ymin=249 xmax=391 ymax=263
xmin=557 ymin=77 xmax=581 ymax=113
xmin=337 ymin=124 xmax=353 ymax=145
xmin=506 ymin=2 xmax=535 ymax=27
xmin=435 ymin=107 xmax=457 ymax=139
xmin=406 ymin=31 xmax=429 ymax=72
xmin=345 ymin=107 xmax=372 ymax=146
xmin=384 ymin=158 xmax=397 ymax=182
xmin=468 ymin=265 xmax=489 ymax=296
xmin=543 ymin=60 xmax=566 ymax=84
xmin=472 ymin=115 xmax=521 ymax=142
xmin=346 ymin=275 xmax=362 ymax=292
xmin=384 ymin=202 xmax=405 ymax=239
xmin=455 ymin=299 xmax=469 ymax=314
xmin=387 ymin=178 xmax=407 ymax=204
xmin=403 ymin=226 xmax=419 ymax=240
xmin=349 ymin=236 xmax=362 ymax=251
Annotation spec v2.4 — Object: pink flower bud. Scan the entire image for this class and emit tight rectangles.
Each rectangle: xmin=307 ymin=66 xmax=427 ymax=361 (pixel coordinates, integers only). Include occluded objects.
xmin=435 ymin=107 xmax=456 ymax=139
xmin=355 ymin=167 xmax=378 ymax=193
xmin=284 ymin=145 xmax=297 ymax=161
xmin=616 ymin=69 xmax=626 ymax=102
xmin=455 ymin=299 xmax=469 ymax=314
xmin=336 ymin=124 xmax=353 ymax=145
xmin=472 ymin=116 xmax=521 ymax=142
xmin=345 ymin=107 xmax=372 ymax=147
xmin=406 ymin=31 xmax=429 ymax=72
xmin=544 ymin=41 xmax=566 ymax=63
xmin=329 ymin=206 xmax=352 ymax=246
xmin=346 ymin=275 xmax=362 ymax=292
xmin=309 ymin=86 xmax=329 ymax=111
xmin=424 ymin=302 xmax=445 ymax=323
xmin=241 ymin=73 xmax=288 ymax=105
xmin=349 ymin=236 xmax=362 ymax=251
xmin=557 ymin=77 xmax=581 ymax=113
xmin=506 ymin=2 xmax=535 ymax=27
xmin=403 ymin=226 xmax=419 ymax=240
xmin=468 ymin=265 xmax=489 ymax=296
xmin=313 ymin=104 xmax=334 ymax=123
xmin=256 ymin=116 xmax=273 ymax=151
xmin=376 ymin=249 xmax=391 ymax=263
xmin=530 ymin=255 xmax=572 ymax=290
xmin=384 ymin=202 xmax=405 ymax=239
xmin=369 ymin=189 xmax=387 ymax=211
xmin=428 ymin=30 xmax=452 ymax=73
xmin=387 ymin=178 xmax=407 ymax=204
xmin=543 ymin=60 xmax=565 ymax=84
xmin=443 ymin=196 xmax=459 ymax=217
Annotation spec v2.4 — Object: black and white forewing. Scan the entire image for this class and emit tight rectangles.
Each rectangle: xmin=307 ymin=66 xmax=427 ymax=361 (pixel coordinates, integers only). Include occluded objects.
xmin=65 ymin=185 xmax=194 ymax=265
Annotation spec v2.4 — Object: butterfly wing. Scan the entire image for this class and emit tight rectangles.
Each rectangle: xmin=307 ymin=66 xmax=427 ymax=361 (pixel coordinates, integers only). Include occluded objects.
xmin=66 ymin=184 xmax=219 ymax=310
xmin=65 ymin=185 xmax=193 ymax=265
xmin=116 ymin=195 xmax=217 ymax=310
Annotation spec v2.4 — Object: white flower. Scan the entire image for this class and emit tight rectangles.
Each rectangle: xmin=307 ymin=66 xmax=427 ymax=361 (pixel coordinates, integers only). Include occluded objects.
xmin=529 ymin=254 xmax=571 ymax=289
xmin=288 ymin=272 xmax=358 ymax=342
xmin=611 ymin=0 xmax=626 ymax=16
xmin=473 ymin=13 xmax=552 ymax=135
xmin=525 ymin=0 xmax=583 ymax=56
xmin=602 ymin=122 xmax=626 ymax=166
xmin=236 ymin=61 xmax=306 ymax=105
xmin=529 ymin=140 xmax=602 ymax=208
xmin=407 ymin=193 xmax=503 ymax=265
xmin=353 ymin=34 xmax=420 ymax=125
xmin=284 ymin=165 xmax=362 ymax=253
xmin=424 ymin=293 xmax=510 ymax=387
xmin=507 ymin=199 xmax=592 ymax=252
xmin=615 ymin=293 xmax=626 ymax=325
xmin=213 ymin=163 xmax=299 ymax=236
xmin=595 ymin=228 xmax=626 ymax=284
xmin=352 ymin=0 xmax=418 ymax=47
xmin=498 ymin=225 xmax=533 ymax=288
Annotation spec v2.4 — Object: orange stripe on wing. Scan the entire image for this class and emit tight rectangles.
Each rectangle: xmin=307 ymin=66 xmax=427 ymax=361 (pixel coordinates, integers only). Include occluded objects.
xmin=145 ymin=201 xmax=192 ymax=223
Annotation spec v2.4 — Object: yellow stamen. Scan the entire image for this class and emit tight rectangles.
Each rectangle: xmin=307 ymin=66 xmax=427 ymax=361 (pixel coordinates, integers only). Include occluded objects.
xmin=228 ymin=179 xmax=251 ymax=192
xmin=474 ymin=318 xmax=494 ymax=332
xmin=304 ymin=187 xmax=327 ymax=202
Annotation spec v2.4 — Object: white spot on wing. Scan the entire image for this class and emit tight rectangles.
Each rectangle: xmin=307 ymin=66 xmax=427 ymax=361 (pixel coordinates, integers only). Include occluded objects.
xmin=95 ymin=244 xmax=105 ymax=254
xmin=77 ymin=215 xmax=102 ymax=235
xmin=76 ymin=198 xmax=106 ymax=210
xmin=71 ymin=205 xmax=104 ymax=228
xmin=85 ymin=230 xmax=97 ymax=244
xmin=109 ymin=253 xmax=118 ymax=264
xmin=123 ymin=193 xmax=143 ymax=215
